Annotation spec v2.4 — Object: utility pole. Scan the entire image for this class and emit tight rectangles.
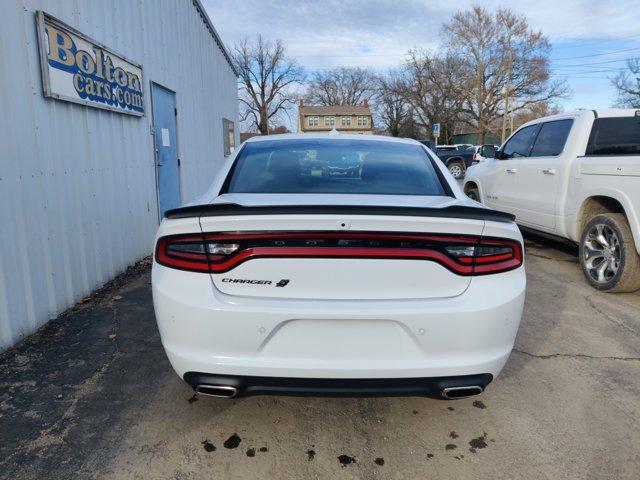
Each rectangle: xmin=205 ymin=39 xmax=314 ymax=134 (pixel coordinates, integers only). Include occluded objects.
xmin=501 ymin=47 xmax=513 ymax=144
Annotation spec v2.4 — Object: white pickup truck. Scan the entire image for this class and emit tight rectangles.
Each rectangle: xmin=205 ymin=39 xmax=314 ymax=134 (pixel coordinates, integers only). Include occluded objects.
xmin=464 ymin=109 xmax=640 ymax=292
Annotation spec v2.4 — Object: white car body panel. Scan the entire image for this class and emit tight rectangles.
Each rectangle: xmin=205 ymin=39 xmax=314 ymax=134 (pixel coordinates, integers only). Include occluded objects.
xmin=152 ymin=134 xmax=526 ymax=396
xmin=465 ymin=109 xmax=640 ymax=254
xmin=153 ymin=258 xmax=524 ymax=379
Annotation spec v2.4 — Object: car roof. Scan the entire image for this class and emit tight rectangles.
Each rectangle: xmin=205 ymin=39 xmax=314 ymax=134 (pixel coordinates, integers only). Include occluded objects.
xmin=518 ymin=108 xmax=640 ymax=130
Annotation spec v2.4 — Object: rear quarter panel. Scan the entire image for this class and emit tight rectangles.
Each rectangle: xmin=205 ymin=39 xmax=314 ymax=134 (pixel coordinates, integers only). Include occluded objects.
xmin=573 ymin=157 xmax=640 ymax=253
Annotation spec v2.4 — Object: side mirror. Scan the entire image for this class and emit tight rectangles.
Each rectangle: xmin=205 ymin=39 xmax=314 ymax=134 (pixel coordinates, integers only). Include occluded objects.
xmin=480 ymin=144 xmax=497 ymax=158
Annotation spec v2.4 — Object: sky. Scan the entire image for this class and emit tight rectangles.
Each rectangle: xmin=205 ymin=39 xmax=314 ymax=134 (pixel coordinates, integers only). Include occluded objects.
xmin=203 ymin=0 xmax=640 ymax=114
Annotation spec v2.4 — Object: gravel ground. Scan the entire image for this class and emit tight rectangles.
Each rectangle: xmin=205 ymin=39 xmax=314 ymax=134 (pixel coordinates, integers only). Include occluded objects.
xmin=1 ymin=237 xmax=639 ymax=480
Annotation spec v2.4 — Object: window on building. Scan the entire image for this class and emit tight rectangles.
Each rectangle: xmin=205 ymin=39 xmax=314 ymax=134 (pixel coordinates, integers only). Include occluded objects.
xmin=357 ymin=116 xmax=368 ymax=126
xmin=223 ymin=118 xmax=235 ymax=156
xmin=341 ymin=116 xmax=351 ymax=126
xmin=308 ymin=116 xmax=319 ymax=127
xmin=324 ymin=116 xmax=335 ymax=126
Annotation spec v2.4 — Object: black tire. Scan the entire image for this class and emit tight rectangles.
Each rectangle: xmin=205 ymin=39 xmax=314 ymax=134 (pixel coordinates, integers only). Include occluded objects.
xmin=447 ymin=160 xmax=465 ymax=179
xmin=466 ymin=187 xmax=480 ymax=202
xmin=579 ymin=213 xmax=640 ymax=292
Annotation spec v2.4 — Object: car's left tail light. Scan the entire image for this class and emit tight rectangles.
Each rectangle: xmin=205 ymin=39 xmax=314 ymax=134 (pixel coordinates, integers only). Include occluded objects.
xmin=155 ymin=232 xmax=523 ymax=276
xmin=155 ymin=234 xmax=212 ymax=272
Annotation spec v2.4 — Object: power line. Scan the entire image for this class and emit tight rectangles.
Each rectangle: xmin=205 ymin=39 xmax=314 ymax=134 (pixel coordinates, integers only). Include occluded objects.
xmin=551 ymin=33 xmax=640 ymax=49
xmin=549 ymin=73 xmax=613 ymax=79
xmin=550 ymin=70 xmax=617 ymax=74
xmin=551 ymin=57 xmax=636 ymax=67
xmin=550 ymin=46 xmax=640 ymax=61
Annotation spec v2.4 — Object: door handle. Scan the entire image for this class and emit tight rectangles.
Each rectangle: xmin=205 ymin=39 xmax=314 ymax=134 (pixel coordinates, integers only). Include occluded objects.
xmin=542 ymin=168 xmax=556 ymax=175
xmin=506 ymin=168 xmax=517 ymax=174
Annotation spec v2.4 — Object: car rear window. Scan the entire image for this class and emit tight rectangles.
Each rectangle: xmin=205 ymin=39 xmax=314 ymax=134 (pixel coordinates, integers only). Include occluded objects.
xmin=225 ymin=139 xmax=447 ymax=196
xmin=586 ymin=116 xmax=640 ymax=156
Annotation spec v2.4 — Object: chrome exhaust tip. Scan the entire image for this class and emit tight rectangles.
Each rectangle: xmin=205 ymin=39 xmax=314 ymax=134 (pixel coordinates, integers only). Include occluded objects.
xmin=442 ymin=386 xmax=483 ymax=399
xmin=195 ymin=384 xmax=238 ymax=398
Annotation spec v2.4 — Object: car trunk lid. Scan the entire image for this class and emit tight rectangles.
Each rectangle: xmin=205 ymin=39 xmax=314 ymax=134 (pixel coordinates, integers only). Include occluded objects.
xmin=189 ymin=195 xmax=499 ymax=301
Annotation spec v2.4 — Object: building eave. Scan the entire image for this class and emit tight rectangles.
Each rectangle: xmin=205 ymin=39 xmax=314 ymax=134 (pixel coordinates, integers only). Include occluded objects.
xmin=192 ymin=0 xmax=238 ymax=76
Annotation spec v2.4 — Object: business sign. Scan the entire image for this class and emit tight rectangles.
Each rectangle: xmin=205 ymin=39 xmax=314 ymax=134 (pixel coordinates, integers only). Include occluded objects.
xmin=432 ymin=123 xmax=440 ymax=138
xmin=36 ymin=11 xmax=144 ymax=116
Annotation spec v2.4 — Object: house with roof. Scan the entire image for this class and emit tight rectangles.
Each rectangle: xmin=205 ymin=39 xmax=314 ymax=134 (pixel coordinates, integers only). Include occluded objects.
xmin=298 ymin=100 xmax=373 ymax=134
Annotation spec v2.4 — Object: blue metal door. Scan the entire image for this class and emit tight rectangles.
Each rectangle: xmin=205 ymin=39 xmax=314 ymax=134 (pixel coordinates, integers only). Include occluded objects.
xmin=151 ymin=83 xmax=180 ymax=219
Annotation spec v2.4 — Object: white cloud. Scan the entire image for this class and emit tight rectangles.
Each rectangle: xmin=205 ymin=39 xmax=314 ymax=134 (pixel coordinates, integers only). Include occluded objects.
xmin=204 ymin=0 xmax=640 ymax=70
xmin=204 ymin=0 xmax=640 ymax=116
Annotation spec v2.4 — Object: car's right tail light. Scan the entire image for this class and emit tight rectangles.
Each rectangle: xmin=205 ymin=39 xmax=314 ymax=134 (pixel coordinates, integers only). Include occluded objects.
xmin=469 ymin=238 xmax=523 ymax=275
xmin=155 ymin=232 xmax=523 ymax=276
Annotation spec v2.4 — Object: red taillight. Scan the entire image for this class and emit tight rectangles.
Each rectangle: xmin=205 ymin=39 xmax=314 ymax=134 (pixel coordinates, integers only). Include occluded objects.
xmin=155 ymin=234 xmax=211 ymax=272
xmin=155 ymin=232 xmax=522 ymax=276
xmin=472 ymin=239 xmax=523 ymax=275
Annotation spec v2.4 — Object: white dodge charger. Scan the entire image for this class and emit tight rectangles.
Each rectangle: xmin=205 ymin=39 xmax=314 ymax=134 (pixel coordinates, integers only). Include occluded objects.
xmin=152 ymin=134 xmax=526 ymax=399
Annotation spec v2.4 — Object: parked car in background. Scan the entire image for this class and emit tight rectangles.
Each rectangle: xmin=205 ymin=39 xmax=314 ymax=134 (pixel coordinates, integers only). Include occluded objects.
xmin=433 ymin=145 xmax=476 ymax=179
xmin=152 ymin=134 xmax=526 ymax=399
xmin=418 ymin=139 xmax=436 ymax=152
xmin=464 ymin=109 xmax=640 ymax=292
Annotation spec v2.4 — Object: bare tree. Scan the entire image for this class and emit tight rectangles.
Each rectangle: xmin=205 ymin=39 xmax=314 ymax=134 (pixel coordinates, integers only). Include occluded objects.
xmin=612 ymin=59 xmax=640 ymax=108
xmin=305 ymin=67 xmax=375 ymax=106
xmin=374 ymin=71 xmax=410 ymax=137
xmin=509 ymin=102 xmax=560 ymax=133
xmin=233 ymin=35 xmax=305 ymax=134
xmin=397 ymin=50 xmax=466 ymax=143
xmin=442 ymin=6 xmax=569 ymax=143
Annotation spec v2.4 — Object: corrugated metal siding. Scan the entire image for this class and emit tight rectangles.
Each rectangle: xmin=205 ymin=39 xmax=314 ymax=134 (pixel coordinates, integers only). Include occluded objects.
xmin=0 ymin=0 xmax=238 ymax=350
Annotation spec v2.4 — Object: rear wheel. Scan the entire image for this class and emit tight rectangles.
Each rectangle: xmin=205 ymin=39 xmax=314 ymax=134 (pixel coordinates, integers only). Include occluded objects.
xmin=447 ymin=160 xmax=465 ymax=179
xmin=579 ymin=213 xmax=640 ymax=292
xmin=466 ymin=187 xmax=480 ymax=202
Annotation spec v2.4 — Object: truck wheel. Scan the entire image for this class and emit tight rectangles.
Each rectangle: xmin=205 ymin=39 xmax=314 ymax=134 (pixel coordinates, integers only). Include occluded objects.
xmin=579 ymin=214 xmax=640 ymax=292
xmin=466 ymin=187 xmax=480 ymax=201
xmin=447 ymin=160 xmax=465 ymax=179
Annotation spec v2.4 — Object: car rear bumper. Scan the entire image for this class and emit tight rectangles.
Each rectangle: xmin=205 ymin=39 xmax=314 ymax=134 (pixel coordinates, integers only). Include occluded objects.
xmin=152 ymin=263 xmax=526 ymax=383
xmin=183 ymin=372 xmax=493 ymax=399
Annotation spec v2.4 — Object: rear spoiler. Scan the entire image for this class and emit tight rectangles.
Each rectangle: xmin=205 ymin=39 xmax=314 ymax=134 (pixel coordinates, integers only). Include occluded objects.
xmin=165 ymin=203 xmax=516 ymax=223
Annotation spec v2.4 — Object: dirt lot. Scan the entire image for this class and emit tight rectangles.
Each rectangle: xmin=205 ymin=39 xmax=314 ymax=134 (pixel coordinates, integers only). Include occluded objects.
xmin=1 ymin=237 xmax=639 ymax=480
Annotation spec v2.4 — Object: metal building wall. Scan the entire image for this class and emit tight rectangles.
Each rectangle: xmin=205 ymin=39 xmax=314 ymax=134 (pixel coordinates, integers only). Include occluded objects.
xmin=0 ymin=0 xmax=239 ymax=349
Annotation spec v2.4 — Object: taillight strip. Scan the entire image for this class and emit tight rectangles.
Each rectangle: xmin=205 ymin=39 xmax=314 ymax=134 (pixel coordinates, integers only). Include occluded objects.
xmin=207 ymin=247 xmax=475 ymax=275
xmin=154 ymin=231 xmax=523 ymax=276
